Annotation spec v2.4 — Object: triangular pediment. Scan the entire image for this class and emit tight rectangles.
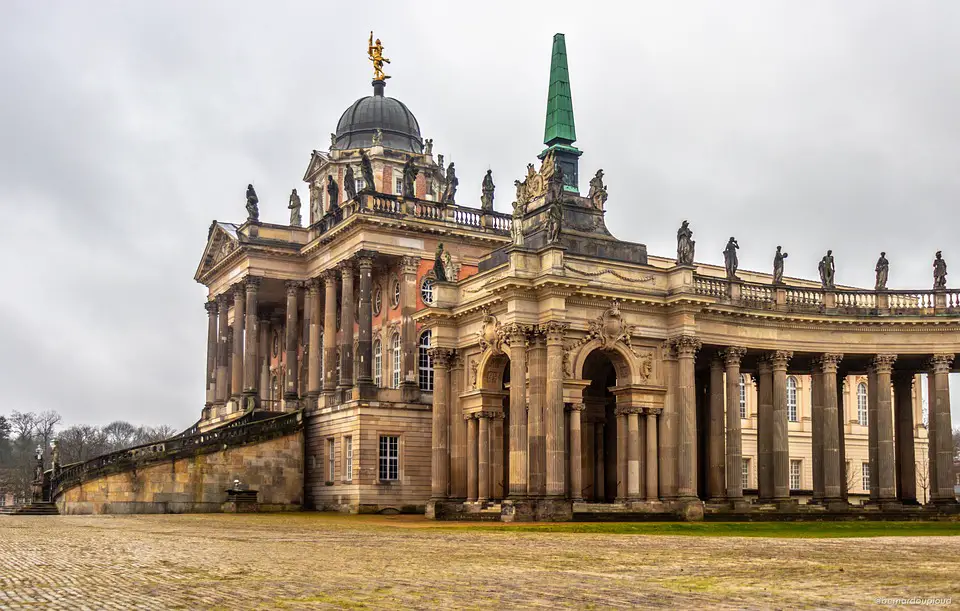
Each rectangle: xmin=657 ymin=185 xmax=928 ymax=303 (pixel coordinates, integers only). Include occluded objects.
xmin=194 ymin=221 xmax=241 ymax=283
xmin=302 ymin=150 xmax=330 ymax=183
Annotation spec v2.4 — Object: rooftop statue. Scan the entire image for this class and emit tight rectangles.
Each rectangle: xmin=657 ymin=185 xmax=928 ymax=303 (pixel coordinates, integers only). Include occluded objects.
xmin=368 ymin=32 xmax=391 ymax=81
xmin=442 ymin=162 xmax=458 ymax=204
xmin=288 ymin=189 xmax=302 ymax=227
xmin=402 ymin=157 xmax=418 ymax=198
xmin=360 ymin=150 xmax=376 ymax=192
xmin=310 ymin=183 xmax=322 ymax=222
xmin=511 ymin=181 xmax=525 ymax=247
xmin=326 ymin=175 xmax=340 ymax=209
xmin=933 ymin=251 xmax=948 ymax=289
xmin=344 ymin=166 xmax=357 ymax=200
xmin=330 ymin=133 xmax=336 ymax=149
xmin=818 ymin=249 xmax=836 ymax=289
xmin=875 ymin=252 xmax=889 ymax=290
xmin=433 ymin=243 xmax=448 ymax=282
xmin=424 ymin=138 xmax=433 ymax=156
xmin=371 ymin=129 xmax=383 ymax=146
xmin=773 ymin=246 xmax=788 ymax=285
xmin=723 ymin=237 xmax=740 ymax=279
xmin=245 ymin=184 xmax=259 ymax=223
xmin=587 ymin=169 xmax=608 ymax=211
xmin=480 ymin=169 xmax=495 ymax=212
xmin=546 ymin=202 xmax=563 ymax=244
xmin=676 ymin=220 xmax=695 ymax=265
xmin=546 ymin=162 xmax=565 ymax=204
xmin=443 ymin=250 xmax=456 ymax=282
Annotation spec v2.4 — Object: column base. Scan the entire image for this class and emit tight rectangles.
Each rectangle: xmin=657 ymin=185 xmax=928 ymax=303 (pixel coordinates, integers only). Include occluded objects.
xmin=353 ymin=382 xmax=378 ymax=401
xmin=728 ymin=498 xmax=752 ymax=511
xmin=501 ymin=498 xmax=573 ymax=522
xmin=823 ymin=498 xmax=850 ymax=512
xmin=672 ymin=498 xmax=705 ymax=521
xmin=400 ymin=382 xmax=420 ymax=402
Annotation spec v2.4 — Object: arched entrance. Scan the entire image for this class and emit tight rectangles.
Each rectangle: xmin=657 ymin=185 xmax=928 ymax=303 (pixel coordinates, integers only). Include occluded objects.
xmin=580 ymin=349 xmax=621 ymax=503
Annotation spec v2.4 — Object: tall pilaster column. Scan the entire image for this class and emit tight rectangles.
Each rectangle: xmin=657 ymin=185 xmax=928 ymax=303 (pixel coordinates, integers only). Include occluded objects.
xmin=568 ymin=403 xmax=584 ymax=501
xmin=926 ymin=370 xmax=938 ymax=502
xmin=283 ymin=281 xmax=301 ymax=402
xmin=504 ymin=323 xmax=529 ymax=498
xmin=258 ymin=317 xmax=270 ymax=404
xmin=893 ymin=371 xmax=917 ymax=504
xmin=491 ymin=413 xmax=505 ymax=500
xmin=544 ymin=322 xmax=568 ymax=498
xmin=757 ymin=358 xmax=774 ymax=500
xmin=770 ymin=350 xmax=793 ymax=502
xmin=659 ymin=342 xmax=678 ymax=499
xmin=301 ymin=287 xmax=311 ymax=397
xmin=869 ymin=355 xmax=898 ymax=503
xmin=478 ymin=412 xmax=490 ymax=503
xmin=356 ymin=253 xmax=376 ymax=394
xmin=526 ymin=330 xmax=546 ymax=497
xmin=242 ymin=276 xmax=261 ymax=401
xmin=338 ymin=260 xmax=355 ymax=390
xmin=672 ymin=335 xmax=701 ymax=500
xmin=810 ymin=367 xmax=824 ymax=503
xmin=322 ymin=270 xmax=338 ymax=397
xmin=466 ymin=414 xmax=478 ymax=502
xmin=645 ymin=409 xmax=660 ymax=500
xmin=930 ymin=354 xmax=956 ymax=504
xmin=204 ymin=300 xmax=218 ymax=407
xmin=818 ymin=353 xmax=844 ymax=503
xmin=430 ymin=347 xmax=453 ymax=500
xmin=837 ymin=378 xmax=848 ymax=501
xmin=594 ymin=423 xmax=605 ymax=501
xmin=627 ymin=409 xmax=641 ymax=500
xmin=722 ymin=347 xmax=746 ymax=501
xmin=399 ymin=256 xmax=420 ymax=396
xmin=307 ymin=280 xmax=323 ymax=403
xmin=450 ymin=355 xmax=467 ymax=500
xmin=615 ymin=407 xmax=628 ymax=501
xmin=215 ymin=294 xmax=230 ymax=405
xmin=230 ymin=283 xmax=245 ymax=401
xmin=707 ymin=356 xmax=725 ymax=501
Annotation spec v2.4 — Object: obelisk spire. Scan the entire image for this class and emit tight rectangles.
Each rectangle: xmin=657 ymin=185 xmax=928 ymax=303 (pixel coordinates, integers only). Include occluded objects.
xmin=543 ymin=33 xmax=576 ymax=147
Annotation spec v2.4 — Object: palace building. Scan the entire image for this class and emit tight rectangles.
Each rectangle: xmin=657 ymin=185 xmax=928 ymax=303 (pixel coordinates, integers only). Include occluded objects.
xmin=51 ymin=34 xmax=958 ymax=520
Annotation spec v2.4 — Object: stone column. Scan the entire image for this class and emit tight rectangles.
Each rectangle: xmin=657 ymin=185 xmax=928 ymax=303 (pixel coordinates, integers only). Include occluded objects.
xmin=322 ymin=270 xmax=338 ymax=397
xmin=627 ymin=409 xmax=641 ymax=500
xmin=307 ymin=280 xmax=323 ymax=404
xmin=818 ymin=354 xmax=844 ymax=503
xmin=258 ymin=317 xmax=270 ymax=404
xmin=356 ymin=253 xmax=376 ymax=396
xmin=430 ymin=347 xmax=453 ymax=500
xmin=283 ymin=281 xmax=301 ymax=403
xmin=722 ymin=347 xmax=746 ymax=502
xmin=544 ymin=322 xmax=568 ymax=498
xmin=301 ymin=287 xmax=311 ymax=396
xmin=338 ymin=260 xmax=355 ymax=390
xmin=242 ymin=276 xmax=260 ymax=402
xmin=594 ymin=423 xmax=605 ymax=501
xmin=707 ymin=356 xmax=725 ymax=501
xmin=673 ymin=336 xmax=701 ymax=500
xmin=505 ymin=323 xmax=529 ymax=498
xmin=466 ymin=414 xmax=478 ymax=502
xmin=646 ymin=409 xmax=660 ymax=500
xmin=526 ymin=330 xmax=546 ymax=497
xmin=230 ymin=283 xmax=245 ymax=401
xmin=399 ymin=256 xmax=420 ymax=397
xmin=926 ymin=370 xmax=938 ymax=502
xmin=568 ymin=403 xmax=584 ymax=501
xmin=837 ymin=377 xmax=848 ymax=501
xmin=757 ymin=357 xmax=774 ymax=500
xmin=215 ymin=294 xmax=230 ymax=405
xmin=930 ymin=354 xmax=956 ymax=504
xmin=450 ymin=356 xmax=467 ymax=500
xmin=659 ymin=343 xmax=678 ymax=499
xmin=770 ymin=350 xmax=793 ymax=502
xmin=615 ymin=407 xmax=628 ymax=501
xmin=810 ymin=367 xmax=824 ymax=503
xmin=204 ymin=300 xmax=218 ymax=407
xmin=491 ymin=413 xmax=505 ymax=500
xmin=869 ymin=355 xmax=898 ymax=504
xmin=893 ymin=371 xmax=917 ymax=504
xmin=478 ymin=412 xmax=490 ymax=503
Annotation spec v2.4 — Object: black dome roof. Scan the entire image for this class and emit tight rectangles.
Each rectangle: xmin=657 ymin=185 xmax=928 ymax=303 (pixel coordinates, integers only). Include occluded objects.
xmin=333 ymin=81 xmax=423 ymax=153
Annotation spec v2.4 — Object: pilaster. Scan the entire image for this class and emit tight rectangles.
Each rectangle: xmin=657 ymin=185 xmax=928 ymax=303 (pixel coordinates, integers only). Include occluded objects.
xmin=722 ymin=347 xmax=747 ymax=501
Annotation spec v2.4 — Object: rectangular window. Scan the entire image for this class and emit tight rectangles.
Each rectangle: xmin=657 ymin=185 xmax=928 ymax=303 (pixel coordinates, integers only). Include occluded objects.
xmin=392 ymin=335 xmax=402 ymax=389
xmin=395 ymin=176 xmax=403 ymax=195
xmin=374 ymin=341 xmax=382 ymax=387
xmin=379 ymin=435 xmax=399 ymax=481
xmin=741 ymin=458 xmax=750 ymax=490
xmin=343 ymin=436 xmax=353 ymax=482
xmin=739 ymin=375 xmax=747 ymax=419
xmin=862 ymin=463 xmax=870 ymax=492
xmin=789 ymin=459 xmax=801 ymax=490
xmin=326 ymin=438 xmax=335 ymax=483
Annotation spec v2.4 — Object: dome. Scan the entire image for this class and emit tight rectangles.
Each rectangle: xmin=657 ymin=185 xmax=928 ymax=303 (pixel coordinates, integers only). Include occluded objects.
xmin=333 ymin=81 xmax=423 ymax=153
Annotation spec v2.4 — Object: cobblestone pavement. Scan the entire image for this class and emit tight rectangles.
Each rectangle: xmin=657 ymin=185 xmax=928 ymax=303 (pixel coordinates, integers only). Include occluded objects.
xmin=0 ymin=514 xmax=958 ymax=610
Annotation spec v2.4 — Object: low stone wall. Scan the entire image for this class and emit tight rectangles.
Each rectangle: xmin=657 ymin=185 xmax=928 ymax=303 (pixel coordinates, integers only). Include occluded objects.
xmin=54 ymin=412 xmax=304 ymax=515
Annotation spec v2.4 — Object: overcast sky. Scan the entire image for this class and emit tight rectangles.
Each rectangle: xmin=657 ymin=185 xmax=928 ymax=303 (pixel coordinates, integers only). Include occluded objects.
xmin=1 ymin=1 xmax=958 ymax=429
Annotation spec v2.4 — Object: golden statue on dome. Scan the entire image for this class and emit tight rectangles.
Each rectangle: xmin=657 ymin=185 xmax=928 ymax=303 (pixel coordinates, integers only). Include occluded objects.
xmin=368 ymin=32 xmax=391 ymax=81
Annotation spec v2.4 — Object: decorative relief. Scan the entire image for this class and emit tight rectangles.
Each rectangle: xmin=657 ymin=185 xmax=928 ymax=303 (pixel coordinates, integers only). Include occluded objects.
xmin=469 ymin=359 xmax=479 ymax=389
xmin=635 ymin=351 xmax=653 ymax=382
xmin=815 ymin=352 xmax=843 ymax=373
xmin=721 ymin=346 xmax=747 ymax=366
xmin=427 ymin=347 xmax=454 ymax=367
xmin=563 ymin=264 xmax=655 ymax=284
xmin=477 ymin=308 xmax=503 ymax=354
xmin=670 ymin=335 xmax=702 ymax=358
xmin=212 ymin=238 xmax=237 ymax=266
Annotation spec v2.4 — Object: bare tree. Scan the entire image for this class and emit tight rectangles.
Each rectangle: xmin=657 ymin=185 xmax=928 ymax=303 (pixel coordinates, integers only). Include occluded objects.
xmin=845 ymin=461 xmax=858 ymax=496
xmin=916 ymin=456 xmax=930 ymax=504
xmin=8 ymin=411 xmax=36 ymax=440
xmin=103 ymin=421 xmax=138 ymax=450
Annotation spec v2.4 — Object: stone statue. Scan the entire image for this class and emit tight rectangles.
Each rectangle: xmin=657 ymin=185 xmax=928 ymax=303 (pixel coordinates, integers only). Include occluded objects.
xmin=587 ymin=169 xmax=608 ymax=210
xmin=51 ymin=440 xmax=60 ymax=471
xmin=326 ymin=175 xmax=340 ymax=209
xmin=33 ymin=445 xmax=43 ymax=481
xmin=933 ymin=251 xmax=948 ymax=289
xmin=372 ymin=129 xmax=383 ymax=146
xmin=424 ymin=138 xmax=433 ymax=156
xmin=245 ymin=184 xmax=259 ymax=222
xmin=360 ymin=150 xmax=376 ymax=192
xmin=288 ymin=189 xmax=302 ymax=227
xmin=818 ymin=249 xmax=836 ymax=288
xmin=511 ymin=186 xmax=525 ymax=247
xmin=344 ymin=167 xmax=357 ymax=200
xmin=402 ymin=158 xmax=418 ymax=198
xmin=330 ymin=133 xmax=337 ymax=149
xmin=310 ymin=183 xmax=322 ymax=222
xmin=437 ymin=154 xmax=444 ymax=170
xmin=546 ymin=202 xmax=563 ymax=244
xmin=443 ymin=250 xmax=456 ymax=282
xmin=442 ymin=162 xmax=458 ymax=204
xmin=546 ymin=163 xmax=565 ymax=204
xmin=773 ymin=246 xmax=788 ymax=284
xmin=368 ymin=32 xmax=391 ymax=81
xmin=480 ymin=169 xmax=495 ymax=212
xmin=513 ymin=179 xmax=528 ymax=216
xmin=723 ymin=237 xmax=740 ymax=279
xmin=875 ymin=252 xmax=889 ymax=290
xmin=676 ymin=220 xmax=695 ymax=265
xmin=433 ymin=243 xmax=448 ymax=282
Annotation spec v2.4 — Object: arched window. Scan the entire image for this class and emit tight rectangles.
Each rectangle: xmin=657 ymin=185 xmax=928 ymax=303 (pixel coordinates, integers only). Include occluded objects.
xmin=787 ymin=376 xmax=798 ymax=422
xmin=418 ymin=331 xmax=434 ymax=391
xmin=420 ymin=276 xmax=435 ymax=305
xmin=318 ymin=331 xmax=324 ymax=379
xmin=739 ymin=374 xmax=747 ymax=419
xmin=857 ymin=382 xmax=868 ymax=426
xmin=391 ymin=333 xmax=402 ymax=389
xmin=373 ymin=339 xmax=382 ymax=387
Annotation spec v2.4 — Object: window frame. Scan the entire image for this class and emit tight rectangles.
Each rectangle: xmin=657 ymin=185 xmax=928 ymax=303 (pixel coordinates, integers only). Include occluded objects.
xmin=789 ymin=459 xmax=801 ymax=490
xmin=420 ymin=275 xmax=435 ymax=305
xmin=786 ymin=376 xmax=798 ymax=422
xmin=373 ymin=339 xmax=382 ymax=387
xmin=379 ymin=434 xmax=400 ymax=481
xmin=395 ymin=176 xmax=403 ymax=195
xmin=343 ymin=435 xmax=353 ymax=482
xmin=373 ymin=286 xmax=382 ymax=316
xmin=326 ymin=437 xmax=335 ymax=484
xmin=391 ymin=332 xmax=402 ymax=388
xmin=741 ymin=457 xmax=750 ymax=490
xmin=861 ymin=462 xmax=870 ymax=492
xmin=738 ymin=374 xmax=747 ymax=419
xmin=857 ymin=382 xmax=868 ymax=426
xmin=391 ymin=278 xmax=401 ymax=309
xmin=418 ymin=330 xmax=434 ymax=391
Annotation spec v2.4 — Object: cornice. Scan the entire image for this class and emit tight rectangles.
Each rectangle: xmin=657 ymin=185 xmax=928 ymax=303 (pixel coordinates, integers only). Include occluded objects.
xmin=698 ymin=309 xmax=960 ymax=332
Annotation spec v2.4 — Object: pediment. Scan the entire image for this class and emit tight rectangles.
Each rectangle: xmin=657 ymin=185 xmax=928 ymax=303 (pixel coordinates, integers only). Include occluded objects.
xmin=194 ymin=221 xmax=241 ymax=282
xmin=302 ymin=150 xmax=330 ymax=183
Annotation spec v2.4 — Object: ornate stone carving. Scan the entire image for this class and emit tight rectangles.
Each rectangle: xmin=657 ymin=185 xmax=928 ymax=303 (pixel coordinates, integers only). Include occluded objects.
xmin=568 ymin=403 xmax=586 ymax=412
xmin=815 ymin=353 xmax=843 ymax=373
xmin=928 ymin=353 xmax=954 ymax=373
xmin=212 ymin=238 xmax=237 ymax=266
xmin=644 ymin=407 xmax=663 ymax=416
xmin=469 ymin=359 xmax=479 ymax=389
xmin=424 ymin=138 xmax=433 ymax=156
xmin=543 ymin=321 xmax=569 ymax=345
xmin=870 ymin=354 xmax=897 ymax=374
xmin=588 ymin=300 xmax=631 ymax=350
xmin=500 ymin=322 xmax=532 ymax=348
xmin=676 ymin=220 xmax=695 ymax=265
xmin=285 ymin=280 xmax=303 ymax=296
xmin=402 ymin=157 xmax=418 ymax=198
xmin=244 ymin=275 xmax=262 ymax=291
xmin=204 ymin=300 xmax=218 ymax=314
xmin=587 ymin=169 xmax=607 ymax=211
xmin=371 ymin=128 xmax=383 ymax=146
xmin=614 ymin=405 xmax=640 ymax=416
xmin=875 ymin=252 xmax=889 ymax=290
xmin=768 ymin=350 xmax=793 ymax=369
xmin=670 ymin=335 xmax=702 ymax=358
xmin=477 ymin=309 xmax=503 ymax=354
xmin=635 ymin=351 xmax=653 ymax=382
xmin=722 ymin=346 xmax=747 ymax=366
xmin=428 ymin=347 xmax=454 ymax=367
xmin=933 ymin=251 xmax=948 ymax=289
xmin=360 ymin=150 xmax=376 ymax=193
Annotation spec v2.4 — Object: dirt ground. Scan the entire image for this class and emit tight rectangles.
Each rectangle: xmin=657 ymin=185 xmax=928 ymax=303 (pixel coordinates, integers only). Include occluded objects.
xmin=0 ymin=513 xmax=957 ymax=609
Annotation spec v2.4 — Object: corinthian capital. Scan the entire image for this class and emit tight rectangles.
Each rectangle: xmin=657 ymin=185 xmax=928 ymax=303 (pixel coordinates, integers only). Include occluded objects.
xmin=204 ymin=300 xmax=219 ymax=314
xmin=284 ymin=280 xmax=303 ymax=296
xmin=501 ymin=322 xmax=532 ymax=347
xmin=721 ymin=346 xmax=747 ymax=367
xmin=543 ymin=321 xmax=570 ymax=345
xmin=928 ymin=353 xmax=954 ymax=374
xmin=768 ymin=350 xmax=793 ymax=370
xmin=815 ymin=353 xmax=843 ymax=374
xmin=670 ymin=335 xmax=701 ymax=358
xmin=244 ymin=275 xmax=262 ymax=291
xmin=428 ymin=347 xmax=454 ymax=367
xmin=870 ymin=354 xmax=897 ymax=374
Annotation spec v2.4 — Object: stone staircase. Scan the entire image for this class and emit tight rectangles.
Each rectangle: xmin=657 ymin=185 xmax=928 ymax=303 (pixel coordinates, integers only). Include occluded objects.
xmin=0 ymin=502 xmax=60 ymax=516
